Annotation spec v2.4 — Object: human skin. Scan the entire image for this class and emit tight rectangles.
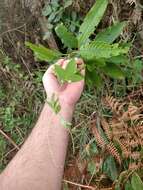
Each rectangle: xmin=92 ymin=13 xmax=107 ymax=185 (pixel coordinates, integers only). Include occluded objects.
xmin=0 ymin=59 xmax=84 ymax=190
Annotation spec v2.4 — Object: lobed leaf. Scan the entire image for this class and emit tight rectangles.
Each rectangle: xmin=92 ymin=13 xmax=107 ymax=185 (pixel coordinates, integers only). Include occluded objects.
xmin=25 ymin=42 xmax=61 ymax=62
xmin=54 ymin=59 xmax=84 ymax=83
xmin=78 ymin=0 xmax=108 ymax=47
xmin=55 ymin=23 xmax=78 ymax=49
xmin=95 ymin=22 xmax=126 ymax=44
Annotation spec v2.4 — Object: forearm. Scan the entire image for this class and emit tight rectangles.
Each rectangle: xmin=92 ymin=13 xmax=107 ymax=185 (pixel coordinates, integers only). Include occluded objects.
xmin=0 ymin=103 xmax=74 ymax=190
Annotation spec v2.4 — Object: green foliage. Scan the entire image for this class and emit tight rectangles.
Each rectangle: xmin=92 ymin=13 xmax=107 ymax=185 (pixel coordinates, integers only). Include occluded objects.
xmin=55 ymin=23 xmax=78 ymax=49
xmin=130 ymin=59 xmax=143 ymax=84
xmin=54 ymin=59 xmax=84 ymax=83
xmin=102 ymin=155 xmax=118 ymax=181
xmin=79 ymin=41 xmax=129 ymax=60
xmin=131 ymin=173 xmax=143 ymax=190
xmin=95 ymin=22 xmax=126 ymax=44
xmin=27 ymin=0 xmax=130 ymax=88
xmin=42 ymin=0 xmax=79 ymax=39
xmin=101 ymin=62 xmax=125 ymax=79
xmin=87 ymin=161 xmax=96 ymax=175
xmin=25 ymin=42 xmax=61 ymax=62
xmin=0 ymin=55 xmax=44 ymax=170
xmin=125 ymin=181 xmax=134 ymax=190
xmin=78 ymin=0 xmax=108 ymax=47
xmin=47 ymin=94 xmax=61 ymax=114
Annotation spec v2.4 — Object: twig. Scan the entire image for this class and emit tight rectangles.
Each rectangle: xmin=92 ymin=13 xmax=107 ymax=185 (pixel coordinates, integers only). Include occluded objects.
xmin=63 ymin=179 xmax=96 ymax=190
xmin=0 ymin=24 xmax=26 ymax=37
xmin=0 ymin=129 xmax=20 ymax=150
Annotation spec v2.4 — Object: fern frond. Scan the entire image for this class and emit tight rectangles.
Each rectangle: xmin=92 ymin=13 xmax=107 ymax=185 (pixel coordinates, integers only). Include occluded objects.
xmin=116 ymin=139 xmax=130 ymax=158
xmin=136 ymin=125 xmax=143 ymax=143
xmin=129 ymin=162 xmax=141 ymax=170
xmin=78 ymin=0 xmax=108 ymax=47
xmin=95 ymin=22 xmax=126 ymax=44
xmin=130 ymin=139 xmax=139 ymax=148
xmin=55 ymin=23 xmax=78 ymax=49
xmin=131 ymin=152 xmax=141 ymax=160
xmin=106 ymin=142 xmax=121 ymax=165
xmin=122 ymin=104 xmax=141 ymax=121
xmin=101 ymin=118 xmax=112 ymax=140
xmin=92 ymin=125 xmax=106 ymax=149
xmin=79 ymin=41 xmax=129 ymax=60
xmin=105 ymin=96 xmax=125 ymax=116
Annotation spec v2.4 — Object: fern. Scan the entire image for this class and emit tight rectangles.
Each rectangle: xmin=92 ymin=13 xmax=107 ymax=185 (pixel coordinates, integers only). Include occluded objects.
xmin=25 ymin=42 xmax=61 ymax=62
xmin=79 ymin=41 xmax=129 ymax=60
xmin=95 ymin=22 xmax=126 ymax=44
xmin=26 ymin=0 xmax=131 ymax=87
xmin=55 ymin=23 xmax=78 ymax=49
xmin=78 ymin=0 xmax=108 ymax=47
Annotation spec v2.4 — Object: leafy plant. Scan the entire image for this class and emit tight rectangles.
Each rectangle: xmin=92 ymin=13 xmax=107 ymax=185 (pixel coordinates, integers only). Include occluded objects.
xmin=26 ymin=0 xmax=129 ymax=87
xmin=42 ymin=0 xmax=79 ymax=39
xmin=54 ymin=59 xmax=83 ymax=83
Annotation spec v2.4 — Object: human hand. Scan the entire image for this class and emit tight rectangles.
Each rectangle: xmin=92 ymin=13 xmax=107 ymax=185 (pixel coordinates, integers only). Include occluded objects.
xmin=43 ymin=59 xmax=85 ymax=109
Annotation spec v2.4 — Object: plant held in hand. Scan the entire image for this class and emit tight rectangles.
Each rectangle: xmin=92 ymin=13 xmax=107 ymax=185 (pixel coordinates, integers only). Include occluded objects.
xmin=26 ymin=0 xmax=129 ymax=87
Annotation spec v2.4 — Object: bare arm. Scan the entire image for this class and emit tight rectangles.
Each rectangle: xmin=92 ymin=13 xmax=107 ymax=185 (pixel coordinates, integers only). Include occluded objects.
xmin=0 ymin=59 xmax=84 ymax=190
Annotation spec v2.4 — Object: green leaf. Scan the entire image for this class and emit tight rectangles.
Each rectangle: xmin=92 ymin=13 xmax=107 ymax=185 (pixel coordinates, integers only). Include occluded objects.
xmin=87 ymin=161 xmax=96 ymax=176
xmin=102 ymin=155 xmax=118 ymax=181
xmin=131 ymin=173 xmax=143 ymax=190
xmin=64 ymin=0 xmax=73 ymax=8
xmin=42 ymin=4 xmax=52 ymax=16
xmin=107 ymin=55 xmax=129 ymax=64
xmin=95 ymin=22 xmax=126 ymax=44
xmin=86 ymin=70 xmax=102 ymax=88
xmin=71 ymin=73 xmax=84 ymax=82
xmin=79 ymin=41 xmax=129 ymax=60
xmin=54 ymin=59 xmax=84 ymax=83
xmin=55 ymin=23 xmax=78 ymax=49
xmin=78 ymin=0 xmax=108 ymax=47
xmin=25 ymin=42 xmax=61 ymax=62
xmin=125 ymin=181 xmax=134 ymax=190
xmin=101 ymin=62 xmax=125 ymax=79
xmin=66 ymin=59 xmax=77 ymax=74
xmin=54 ymin=65 xmax=66 ymax=82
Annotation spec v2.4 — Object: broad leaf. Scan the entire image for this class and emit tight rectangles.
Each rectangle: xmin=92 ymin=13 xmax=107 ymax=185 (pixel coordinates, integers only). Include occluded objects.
xmin=86 ymin=70 xmax=102 ymax=88
xmin=125 ymin=181 xmax=134 ymax=190
xmin=87 ymin=59 xmax=106 ymax=71
xmin=78 ymin=0 xmax=108 ymax=47
xmin=79 ymin=41 xmax=129 ymax=60
xmin=102 ymin=155 xmax=118 ymax=181
xmin=107 ymin=55 xmax=129 ymax=64
xmin=25 ymin=42 xmax=61 ymax=62
xmin=101 ymin=62 xmax=125 ymax=79
xmin=131 ymin=173 xmax=143 ymax=190
xmin=95 ymin=22 xmax=126 ymax=44
xmin=55 ymin=23 xmax=78 ymax=49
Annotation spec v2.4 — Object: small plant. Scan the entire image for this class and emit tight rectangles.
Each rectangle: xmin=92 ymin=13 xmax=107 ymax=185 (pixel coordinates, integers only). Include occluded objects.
xmin=26 ymin=0 xmax=130 ymax=88
xmin=42 ymin=0 xmax=79 ymax=39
